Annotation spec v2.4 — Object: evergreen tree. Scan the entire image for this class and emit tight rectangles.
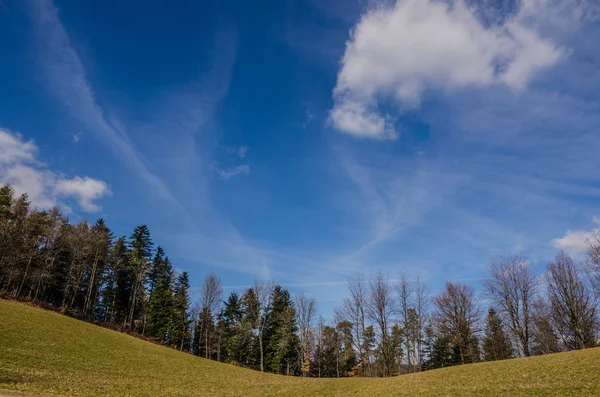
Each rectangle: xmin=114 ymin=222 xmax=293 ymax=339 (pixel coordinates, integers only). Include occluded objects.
xmin=0 ymin=184 xmax=14 ymax=287
xmin=264 ymin=286 xmax=300 ymax=375
xmin=389 ymin=324 xmax=404 ymax=375
xmin=0 ymin=184 xmax=13 ymax=219
xmin=171 ymin=272 xmax=191 ymax=351
xmin=422 ymin=326 xmax=459 ymax=370
xmin=240 ymin=288 xmax=260 ymax=369
xmin=147 ymin=246 xmax=166 ymax=301
xmin=106 ymin=236 xmax=132 ymax=324
xmin=221 ymin=292 xmax=244 ymax=363
xmin=83 ymin=219 xmax=113 ymax=317
xmin=127 ymin=225 xmax=153 ymax=328
xmin=146 ymin=255 xmax=174 ymax=343
xmin=337 ymin=320 xmax=358 ymax=376
xmin=531 ymin=299 xmax=561 ymax=356
xmin=482 ymin=307 xmax=513 ymax=361
xmin=318 ymin=325 xmax=341 ymax=377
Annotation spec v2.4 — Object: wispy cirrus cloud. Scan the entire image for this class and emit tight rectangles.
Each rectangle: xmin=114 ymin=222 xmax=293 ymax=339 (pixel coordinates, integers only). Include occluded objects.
xmin=27 ymin=0 xmax=274 ymax=280
xmin=28 ymin=0 xmax=180 ymax=208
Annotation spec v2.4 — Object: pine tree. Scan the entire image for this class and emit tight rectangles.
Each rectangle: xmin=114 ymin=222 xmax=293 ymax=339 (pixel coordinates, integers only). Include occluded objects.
xmin=337 ymin=320 xmax=358 ymax=376
xmin=482 ymin=307 xmax=513 ymax=361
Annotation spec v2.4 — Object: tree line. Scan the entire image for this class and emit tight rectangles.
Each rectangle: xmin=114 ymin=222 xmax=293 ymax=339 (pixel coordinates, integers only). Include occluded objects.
xmin=1 ymin=184 xmax=600 ymax=377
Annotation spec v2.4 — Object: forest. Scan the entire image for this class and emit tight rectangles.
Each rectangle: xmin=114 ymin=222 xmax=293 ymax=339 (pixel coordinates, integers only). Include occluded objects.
xmin=1 ymin=183 xmax=599 ymax=378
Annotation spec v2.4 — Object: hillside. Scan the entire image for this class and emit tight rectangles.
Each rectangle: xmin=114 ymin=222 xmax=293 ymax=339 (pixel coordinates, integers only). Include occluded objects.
xmin=1 ymin=300 xmax=599 ymax=396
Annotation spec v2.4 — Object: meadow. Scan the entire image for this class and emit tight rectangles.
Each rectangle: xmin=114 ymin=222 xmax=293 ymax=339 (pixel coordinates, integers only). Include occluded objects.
xmin=1 ymin=299 xmax=599 ymax=396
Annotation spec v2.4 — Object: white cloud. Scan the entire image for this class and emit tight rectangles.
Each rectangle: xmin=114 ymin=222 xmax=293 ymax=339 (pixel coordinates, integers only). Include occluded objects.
xmin=0 ymin=129 xmax=110 ymax=212
xmin=54 ymin=177 xmax=110 ymax=212
xmin=3 ymin=164 xmax=56 ymax=209
xmin=551 ymin=223 xmax=600 ymax=253
xmin=330 ymin=0 xmax=562 ymax=138
xmin=0 ymin=129 xmax=38 ymax=164
xmin=217 ymin=164 xmax=250 ymax=180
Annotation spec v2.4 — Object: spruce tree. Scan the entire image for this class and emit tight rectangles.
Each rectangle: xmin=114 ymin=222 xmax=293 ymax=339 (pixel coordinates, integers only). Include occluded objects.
xmin=221 ymin=292 xmax=244 ymax=363
xmin=108 ymin=236 xmax=133 ymax=324
xmin=241 ymin=288 xmax=260 ymax=368
xmin=147 ymin=246 xmax=166 ymax=301
xmin=146 ymin=254 xmax=174 ymax=343
xmin=422 ymin=326 xmax=459 ymax=370
xmin=264 ymin=286 xmax=300 ymax=375
xmin=482 ymin=307 xmax=513 ymax=361
xmin=172 ymin=272 xmax=191 ymax=351
xmin=127 ymin=225 xmax=153 ymax=327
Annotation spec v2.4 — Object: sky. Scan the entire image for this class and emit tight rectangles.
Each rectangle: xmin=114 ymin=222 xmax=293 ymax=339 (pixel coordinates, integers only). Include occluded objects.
xmin=1 ymin=0 xmax=600 ymax=316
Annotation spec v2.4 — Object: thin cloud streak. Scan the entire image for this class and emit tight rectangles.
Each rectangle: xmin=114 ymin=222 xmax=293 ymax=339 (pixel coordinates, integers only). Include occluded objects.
xmin=28 ymin=0 xmax=188 ymax=216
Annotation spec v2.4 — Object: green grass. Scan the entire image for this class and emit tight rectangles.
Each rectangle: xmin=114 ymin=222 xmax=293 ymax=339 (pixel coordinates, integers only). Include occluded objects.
xmin=1 ymin=300 xmax=600 ymax=396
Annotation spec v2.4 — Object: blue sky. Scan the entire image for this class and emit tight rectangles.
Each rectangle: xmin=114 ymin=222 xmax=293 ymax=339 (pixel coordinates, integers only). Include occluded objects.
xmin=1 ymin=0 xmax=600 ymax=315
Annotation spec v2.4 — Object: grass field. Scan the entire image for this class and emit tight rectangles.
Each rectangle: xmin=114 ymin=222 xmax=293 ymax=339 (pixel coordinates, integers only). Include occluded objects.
xmin=1 ymin=300 xmax=600 ymax=396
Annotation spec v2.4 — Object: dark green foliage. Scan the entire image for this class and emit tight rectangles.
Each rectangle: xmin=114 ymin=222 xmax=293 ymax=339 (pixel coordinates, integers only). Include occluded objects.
xmin=146 ymin=254 xmax=175 ymax=343
xmin=337 ymin=321 xmax=358 ymax=376
xmin=532 ymin=314 xmax=561 ymax=356
xmin=422 ymin=326 xmax=460 ymax=370
xmin=3 ymin=181 xmax=600 ymax=381
xmin=482 ymin=307 xmax=513 ymax=361
xmin=0 ymin=184 xmax=189 ymax=350
xmin=264 ymin=286 xmax=300 ymax=375
xmin=108 ymin=236 xmax=133 ymax=324
xmin=221 ymin=292 xmax=244 ymax=363
xmin=0 ymin=184 xmax=13 ymax=219
xmin=127 ymin=225 xmax=154 ymax=327
xmin=389 ymin=324 xmax=404 ymax=375
xmin=171 ymin=272 xmax=191 ymax=351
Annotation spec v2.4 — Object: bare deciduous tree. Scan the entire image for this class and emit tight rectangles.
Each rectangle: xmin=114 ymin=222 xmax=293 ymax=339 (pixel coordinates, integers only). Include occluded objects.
xmin=254 ymin=279 xmax=274 ymax=372
xmin=545 ymin=251 xmax=597 ymax=350
xmin=397 ymin=274 xmax=414 ymax=371
xmin=343 ymin=273 xmax=371 ymax=376
xmin=200 ymin=273 xmax=222 ymax=358
xmin=367 ymin=271 xmax=395 ymax=377
xmin=413 ymin=276 xmax=429 ymax=371
xmin=586 ymin=230 xmax=600 ymax=296
xmin=485 ymin=253 xmax=537 ymax=357
xmin=296 ymin=293 xmax=317 ymax=377
xmin=434 ymin=282 xmax=480 ymax=365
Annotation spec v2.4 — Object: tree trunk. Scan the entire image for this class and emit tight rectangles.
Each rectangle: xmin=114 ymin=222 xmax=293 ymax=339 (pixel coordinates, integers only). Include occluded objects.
xmin=84 ymin=252 xmax=100 ymax=315
xmin=17 ymin=253 xmax=34 ymax=297
xmin=259 ymin=335 xmax=264 ymax=372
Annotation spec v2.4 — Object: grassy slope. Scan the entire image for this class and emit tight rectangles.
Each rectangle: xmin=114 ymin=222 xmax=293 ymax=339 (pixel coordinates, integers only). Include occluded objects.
xmin=1 ymin=300 xmax=600 ymax=397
